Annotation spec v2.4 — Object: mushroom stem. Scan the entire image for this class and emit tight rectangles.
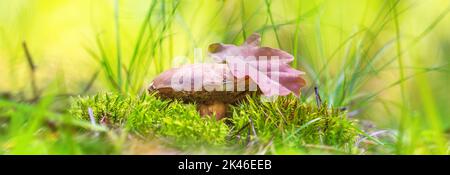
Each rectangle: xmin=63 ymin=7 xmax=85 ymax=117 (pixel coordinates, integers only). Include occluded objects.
xmin=197 ymin=100 xmax=227 ymax=120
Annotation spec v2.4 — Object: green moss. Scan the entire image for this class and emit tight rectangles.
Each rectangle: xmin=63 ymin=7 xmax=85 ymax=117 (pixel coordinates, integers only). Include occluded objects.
xmin=229 ymin=95 xmax=359 ymax=153
xmin=69 ymin=93 xmax=229 ymax=149
xmin=69 ymin=93 xmax=360 ymax=153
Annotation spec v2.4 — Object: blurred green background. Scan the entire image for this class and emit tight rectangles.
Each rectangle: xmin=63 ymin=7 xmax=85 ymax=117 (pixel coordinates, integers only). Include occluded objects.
xmin=0 ymin=0 xmax=449 ymax=154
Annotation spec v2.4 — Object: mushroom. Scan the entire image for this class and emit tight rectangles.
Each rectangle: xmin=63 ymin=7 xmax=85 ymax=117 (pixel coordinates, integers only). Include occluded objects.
xmin=148 ymin=33 xmax=306 ymax=120
xmin=148 ymin=63 xmax=255 ymax=120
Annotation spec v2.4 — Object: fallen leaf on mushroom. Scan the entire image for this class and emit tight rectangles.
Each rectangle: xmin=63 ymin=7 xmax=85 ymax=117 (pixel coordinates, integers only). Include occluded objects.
xmin=148 ymin=33 xmax=306 ymax=120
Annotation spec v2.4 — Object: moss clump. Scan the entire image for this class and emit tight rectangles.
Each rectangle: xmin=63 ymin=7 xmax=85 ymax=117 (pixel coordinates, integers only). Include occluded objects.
xmin=70 ymin=93 xmax=360 ymax=154
xmin=69 ymin=93 xmax=229 ymax=149
xmin=229 ymin=95 xmax=359 ymax=153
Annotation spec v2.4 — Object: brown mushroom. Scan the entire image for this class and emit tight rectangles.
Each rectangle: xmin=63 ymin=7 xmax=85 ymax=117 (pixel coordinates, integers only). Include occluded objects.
xmin=148 ymin=33 xmax=306 ymax=120
xmin=148 ymin=63 xmax=256 ymax=120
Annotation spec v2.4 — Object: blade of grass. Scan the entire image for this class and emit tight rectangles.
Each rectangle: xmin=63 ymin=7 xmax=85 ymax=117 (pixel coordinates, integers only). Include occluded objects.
xmin=114 ymin=0 xmax=122 ymax=92
xmin=126 ymin=1 xmax=158 ymax=92
xmin=264 ymin=0 xmax=282 ymax=48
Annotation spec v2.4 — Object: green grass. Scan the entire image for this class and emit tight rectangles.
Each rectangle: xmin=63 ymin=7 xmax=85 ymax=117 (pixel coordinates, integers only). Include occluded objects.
xmin=0 ymin=96 xmax=116 ymax=154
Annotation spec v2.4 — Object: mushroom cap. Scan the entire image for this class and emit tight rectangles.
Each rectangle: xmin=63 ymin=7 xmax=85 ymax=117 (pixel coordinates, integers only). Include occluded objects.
xmin=149 ymin=33 xmax=307 ymax=104
xmin=148 ymin=63 xmax=257 ymax=104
